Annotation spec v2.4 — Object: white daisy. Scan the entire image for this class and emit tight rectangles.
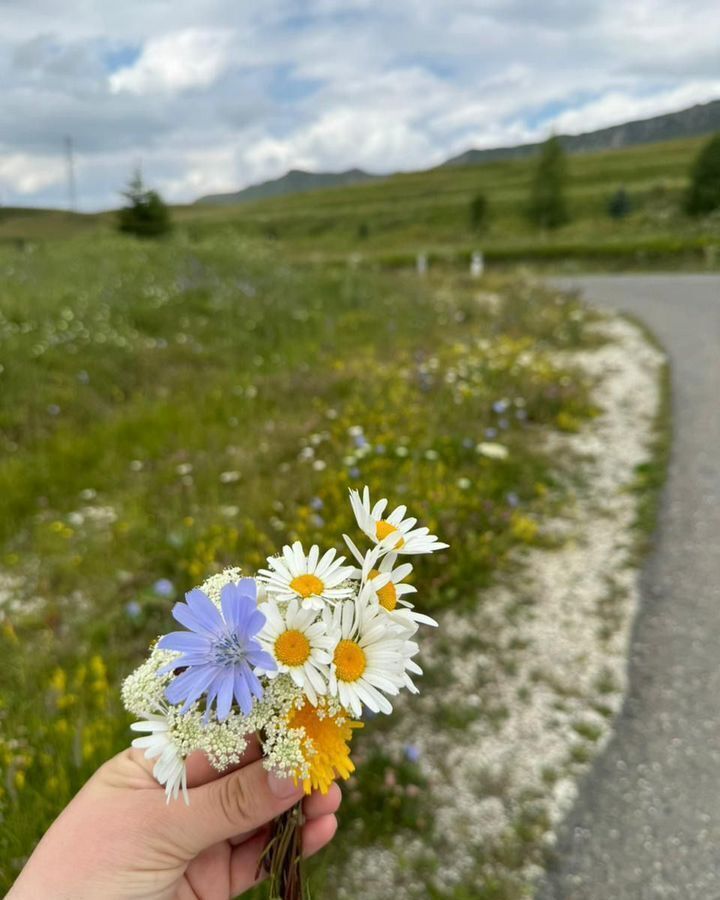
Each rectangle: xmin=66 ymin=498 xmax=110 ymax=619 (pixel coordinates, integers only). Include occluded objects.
xmin=348 ymin=486 xmax=449 ymax=556
xmin=258 ymin=541 xmax=355 ymax=610
xmin=400 ymin=637 xmax=423 ymax=694
xmin=346 ymin=542 xmax=439 ymax=634
xmin=131 ymin=709 xmax=188 ymax=804
xmin=359 ymin=553 xmax=437 ymax=634
xmin=257 ymin=596 xmax=339 ymax=705
xmin=325 ymin=599 xmax=406 ymax=718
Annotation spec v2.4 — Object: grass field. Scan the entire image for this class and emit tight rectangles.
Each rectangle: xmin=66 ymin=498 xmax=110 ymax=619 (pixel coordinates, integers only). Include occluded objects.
xmin=0 ymin=231 xmax=604 ymax=894
xmin=2 ymin=135 xmax=719 ymax=270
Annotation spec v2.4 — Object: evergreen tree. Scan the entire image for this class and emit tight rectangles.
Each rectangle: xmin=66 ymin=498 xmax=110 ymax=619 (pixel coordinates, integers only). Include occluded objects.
xmin=469 ymin=193 xmax=488 ymax=231
xmin=117 ymin=169 xmax=172 ymax=238
xmin=685 ymin=132 xmax=720 ymax=216
xmin=608 ymin=186 xmax=632 ymax=219
xmin=528 ymin=136 xmax=569 ymax=229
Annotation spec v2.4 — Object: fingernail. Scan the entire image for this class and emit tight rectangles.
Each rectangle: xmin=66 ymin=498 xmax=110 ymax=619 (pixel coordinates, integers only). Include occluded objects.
xmin=268 ymin=773 xmax=303 ymax=799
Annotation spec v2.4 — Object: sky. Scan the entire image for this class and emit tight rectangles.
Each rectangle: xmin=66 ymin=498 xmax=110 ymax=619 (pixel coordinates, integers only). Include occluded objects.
xmin=2 ymin=0 xmax=720 ymax=211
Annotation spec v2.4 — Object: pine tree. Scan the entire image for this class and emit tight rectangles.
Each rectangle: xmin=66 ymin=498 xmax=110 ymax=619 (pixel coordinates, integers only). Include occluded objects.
xmin=685 ymin=132 xmax=720 ymax=216
xmin=469 ymin=193 xmax=488 ymax=231
xmin=117 ymin=169 xmax=172 ymax=237
xmin=528 ymin=136 xmax=569 ymax=229
xmin=608 ymin=187 xmax=632 ymax=219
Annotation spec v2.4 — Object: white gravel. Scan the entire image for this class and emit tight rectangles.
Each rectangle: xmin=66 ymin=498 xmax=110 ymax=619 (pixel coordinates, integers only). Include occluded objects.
xmin=334 ymin=314 xmax=665 ymax=898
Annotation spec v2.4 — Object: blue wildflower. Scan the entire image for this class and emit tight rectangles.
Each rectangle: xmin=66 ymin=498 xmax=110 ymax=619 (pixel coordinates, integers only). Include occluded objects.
xmin=125 ymin=600 xmax=142 ymax=619
xmin=404 ymin=744 xmax=421 ymax=763
xmin=157 ymin=579 xmax=276 ymax=720
xmin=153 ymin=578 xmax=175 ymax=598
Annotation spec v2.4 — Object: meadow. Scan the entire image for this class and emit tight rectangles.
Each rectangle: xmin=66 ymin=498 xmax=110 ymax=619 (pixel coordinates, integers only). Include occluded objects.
xmin=0 ymin=230 xmax=604 ymax=895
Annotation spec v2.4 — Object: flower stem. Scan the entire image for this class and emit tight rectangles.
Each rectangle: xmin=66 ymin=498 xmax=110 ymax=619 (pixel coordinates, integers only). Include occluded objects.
xmin=259 ymin=800 xmax=308 ymax=900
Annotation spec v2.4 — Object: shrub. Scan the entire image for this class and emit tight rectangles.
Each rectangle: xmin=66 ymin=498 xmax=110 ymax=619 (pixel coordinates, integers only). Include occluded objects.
xmin=685 ymin=132 xmax=720 ymax=216
xmin=608 ymin=187 xmax=631 ymax=220
xmin=117 ymin=170 xmax=171 ymax=238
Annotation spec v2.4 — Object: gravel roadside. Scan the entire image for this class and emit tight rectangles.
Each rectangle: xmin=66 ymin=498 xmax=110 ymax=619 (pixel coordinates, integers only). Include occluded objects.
xmin=537 ymin=274 xmax=720 ymax=900
xmin=332 ymin=293 xmax=665 ymax=898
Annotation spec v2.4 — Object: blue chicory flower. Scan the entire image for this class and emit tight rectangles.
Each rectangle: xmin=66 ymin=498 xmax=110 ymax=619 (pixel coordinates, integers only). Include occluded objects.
xmin=153 ymin=578 xmax=175 ymax=598
xmin=404 ymin=744 xmax=421 ymax=764
xmin=157 ymin=579 xmax=276 ymax=720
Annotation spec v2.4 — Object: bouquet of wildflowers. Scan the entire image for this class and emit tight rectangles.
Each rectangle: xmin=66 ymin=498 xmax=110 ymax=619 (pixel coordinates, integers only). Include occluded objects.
xmin=122 ymin=487 xmax=447 ymax=898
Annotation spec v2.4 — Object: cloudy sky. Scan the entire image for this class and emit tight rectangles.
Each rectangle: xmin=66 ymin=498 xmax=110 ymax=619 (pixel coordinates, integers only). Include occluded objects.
xmin=2 ymin=0 xmax=720 ymax=210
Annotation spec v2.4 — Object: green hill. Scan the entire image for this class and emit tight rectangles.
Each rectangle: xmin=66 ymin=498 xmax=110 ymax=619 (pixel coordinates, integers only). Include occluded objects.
xmin=176 ymin=134 xmax=718 ymax=267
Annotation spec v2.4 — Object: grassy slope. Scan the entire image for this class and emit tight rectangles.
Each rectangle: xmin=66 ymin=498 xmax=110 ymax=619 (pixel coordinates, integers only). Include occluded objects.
xmin=0 ymin=232 xmax=600 ymax=892
xmin=178 ymin=136 xmax=718 ymax=265
xmin=2 ymin=136 xmax=718 ymax=268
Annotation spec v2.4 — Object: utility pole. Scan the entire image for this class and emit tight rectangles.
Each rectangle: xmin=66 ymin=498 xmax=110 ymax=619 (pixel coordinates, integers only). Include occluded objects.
xmin=64 ymin=135 xmax=77 ymax=212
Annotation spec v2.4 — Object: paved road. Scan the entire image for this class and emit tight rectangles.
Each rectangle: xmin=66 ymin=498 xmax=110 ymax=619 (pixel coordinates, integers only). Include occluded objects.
xmin=536 ymin=275 xmax=720 ymax=900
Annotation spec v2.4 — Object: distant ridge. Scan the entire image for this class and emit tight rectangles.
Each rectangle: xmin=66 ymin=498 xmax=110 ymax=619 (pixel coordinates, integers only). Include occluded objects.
xmin=195 ymin=99 xmax=720 ymax=206
xmin=195 ymin=167 xmax=378 ymax=205
xmin=442 ymin=99 xmax=720 ymax=167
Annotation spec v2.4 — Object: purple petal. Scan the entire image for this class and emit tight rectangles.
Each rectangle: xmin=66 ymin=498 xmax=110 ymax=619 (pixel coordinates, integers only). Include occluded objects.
xmin=184 ymin=589 xmax=224 ymax=633
xmin=248 ymin=646 xmax=277 ymax=671
xmin=171 ymin=597 xmax=221 ymax=638
xmin=244 ymin=665 xmax=264 ymax=700
xmin=233 ymin=668 xmax=253 ymax=715
xmin=247 ymin=608 xmax=267 ymax=636
xmin=165 ymin=664 xmax=217 ymax=709
xmin=215 ymin=674 xmax=234 ymax=721
xmin=157 ymin=632 xmax=210 ymax=654
xmin=237 ymin=577 xmax=257 ymax=601
xmin=220 ymin=582 xmax=256 ymax=630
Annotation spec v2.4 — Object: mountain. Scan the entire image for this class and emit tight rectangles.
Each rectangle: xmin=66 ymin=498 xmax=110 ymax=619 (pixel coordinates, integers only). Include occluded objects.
xmin=195 ymin=99 xmax=720 ymax=206
xmin=442 ymin=99 xmax=720 ymax=167
xmin=195 ymin=167 xmax=379 ymax=205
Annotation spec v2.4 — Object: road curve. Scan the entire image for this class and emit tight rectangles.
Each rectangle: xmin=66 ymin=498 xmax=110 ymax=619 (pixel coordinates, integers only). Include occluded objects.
xmin=536 ymin=275 xmax=720 ymax=899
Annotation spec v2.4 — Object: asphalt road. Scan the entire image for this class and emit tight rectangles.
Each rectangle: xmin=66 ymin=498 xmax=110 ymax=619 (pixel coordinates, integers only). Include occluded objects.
xmin=536 ymin=275 xmax=720 ymax=900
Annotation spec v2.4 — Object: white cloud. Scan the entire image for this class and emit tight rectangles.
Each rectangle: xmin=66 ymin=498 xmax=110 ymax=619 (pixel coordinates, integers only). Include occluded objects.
xmin=548 ymin=82 xmax=720 ymax=136
xmin=1 ymin=1 xmax=719 ymax=209
xmin=0 ymin=152 xmax=64 ymax=195
xmin=109 ymin=28 xmax=237 ymax=95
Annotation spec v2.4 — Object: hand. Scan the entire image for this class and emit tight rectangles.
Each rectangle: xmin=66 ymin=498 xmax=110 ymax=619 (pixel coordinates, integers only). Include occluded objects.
xmin=7 ymin=737 xmax=340 ymax=900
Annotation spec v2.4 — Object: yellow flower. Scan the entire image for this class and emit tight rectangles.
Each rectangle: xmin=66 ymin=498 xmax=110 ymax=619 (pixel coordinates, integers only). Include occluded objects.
xmin=288 ymin=700 xmax=362 ymax=794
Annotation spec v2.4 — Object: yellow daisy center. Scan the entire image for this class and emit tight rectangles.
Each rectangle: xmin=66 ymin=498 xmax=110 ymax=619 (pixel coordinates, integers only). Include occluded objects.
xmin=370 ymin=569 xmax=398 ymax=611
xmin=287 ymin=701 xmax=363 ymax=794
xmin=376 ymin=519 xmax=405 ymax=548
xmin=333 ymin=639 xmax=366 ymax=682
xmin=274 ymin=629 xmax=311 ymax=667
xmin=289 ymin=573 xmax=325 ymax=598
